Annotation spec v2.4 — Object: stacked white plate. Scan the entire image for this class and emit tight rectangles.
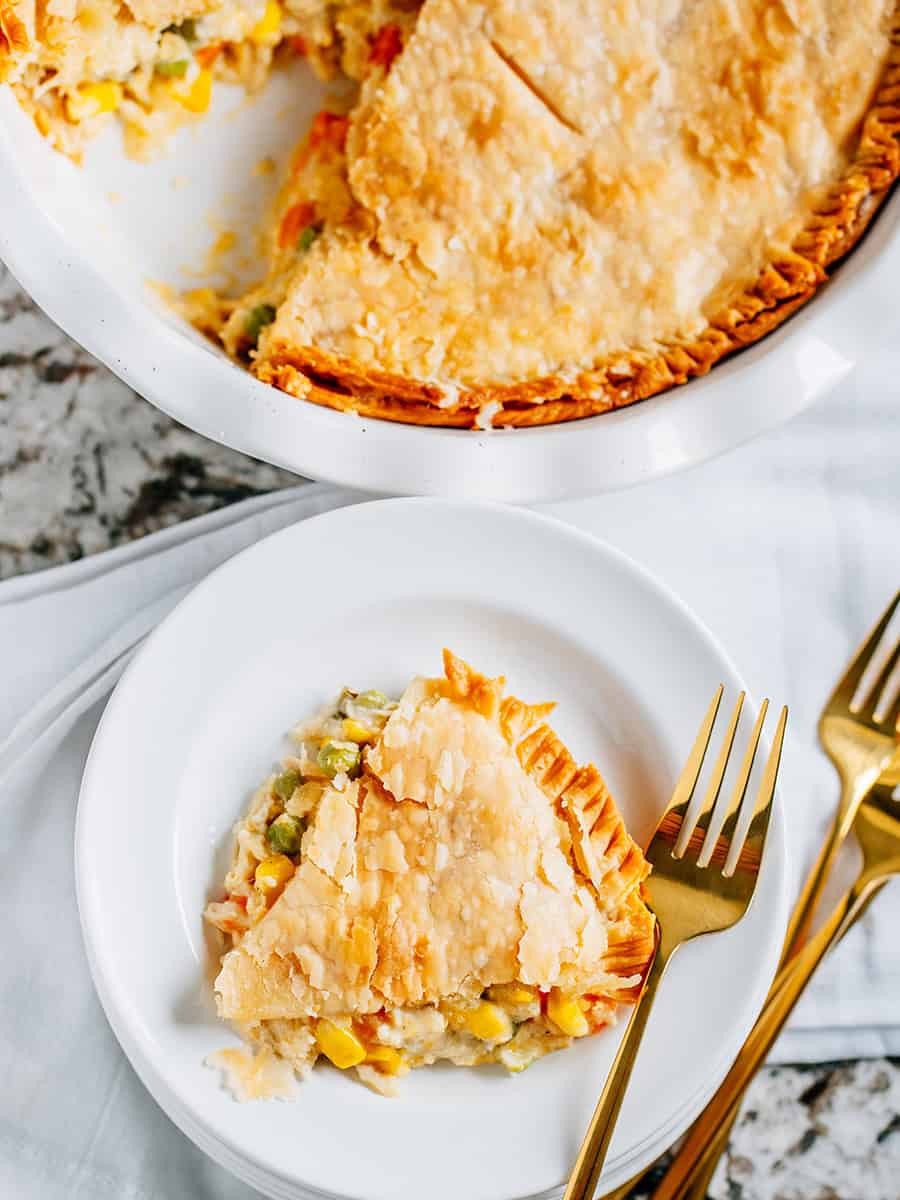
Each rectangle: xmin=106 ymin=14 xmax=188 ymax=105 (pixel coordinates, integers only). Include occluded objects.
xmin=75 ymin=500 xmax=789 ymax=1200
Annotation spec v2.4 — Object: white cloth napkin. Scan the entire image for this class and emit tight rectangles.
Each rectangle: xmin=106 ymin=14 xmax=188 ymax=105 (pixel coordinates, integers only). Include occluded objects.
xmin=2 ymin=375 xmax=899 ymax=1199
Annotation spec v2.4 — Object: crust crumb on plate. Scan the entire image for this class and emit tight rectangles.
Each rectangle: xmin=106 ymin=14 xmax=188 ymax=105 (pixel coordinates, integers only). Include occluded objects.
xmin=206 ymin=1045 xmax=297 ymax=1102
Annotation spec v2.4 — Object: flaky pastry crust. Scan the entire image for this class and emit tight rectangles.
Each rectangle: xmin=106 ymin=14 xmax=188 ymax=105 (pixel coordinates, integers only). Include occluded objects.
xmin=214 ymin=650 xmax=654 ymax=1023
xmin=252 ymin=0 xmax=900 ymax=428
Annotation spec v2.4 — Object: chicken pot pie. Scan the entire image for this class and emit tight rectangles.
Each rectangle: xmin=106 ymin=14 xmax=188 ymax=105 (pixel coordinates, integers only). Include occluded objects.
xmin=204 ymin=651 xmax=655 ymax=1097
xmin=3 ymin=0 xmax=899 ymax=427
xmin=241 ymin=0 xmax=900 ymax=427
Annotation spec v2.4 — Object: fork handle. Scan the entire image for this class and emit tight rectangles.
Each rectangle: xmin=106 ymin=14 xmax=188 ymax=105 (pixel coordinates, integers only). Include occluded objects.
xmin=650 ymin=870 xmax=888 ymax=1200
xmin=564 ymin=933 xmax=668 ymax=1200
xmin=679 ymin=875 xmax=890 ymax=1200
xmin=783 ymin=767 xmax=877 ymax=954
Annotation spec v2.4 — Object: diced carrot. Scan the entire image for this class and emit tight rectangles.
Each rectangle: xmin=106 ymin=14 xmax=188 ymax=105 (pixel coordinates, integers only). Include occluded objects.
xmin=278 ymin=200 xmax=316 ymax=249
xmin=287 ymin=34 xmax=307 ymax=56
xmin=368 ymin=23 xmax=402 ymax=69
xmin=309 ymin=110 xmax=349 ymax=153
xmin=292 ymin=110 xmax=349 ymax=175
xmin=195 ymin=42 xmax=223 ymax=69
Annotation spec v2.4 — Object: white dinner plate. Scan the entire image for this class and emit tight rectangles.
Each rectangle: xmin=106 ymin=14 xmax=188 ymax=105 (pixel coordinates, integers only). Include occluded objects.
xmin=76 ymin=499 xmax=789 ymax=1200
xmin=2 ymin=69 xmax=899 ymax=502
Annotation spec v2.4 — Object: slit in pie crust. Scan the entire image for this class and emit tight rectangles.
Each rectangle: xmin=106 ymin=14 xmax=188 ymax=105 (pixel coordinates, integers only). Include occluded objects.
xmin=204 ymin=650 xmax=655 ymax=1096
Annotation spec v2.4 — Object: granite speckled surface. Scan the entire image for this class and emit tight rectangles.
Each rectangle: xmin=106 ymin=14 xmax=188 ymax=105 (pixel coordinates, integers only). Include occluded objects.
xmin=0 ymin=264 xmax=297 ymax=579
xmin=1 ymin=261 xmax=898 ymax=1199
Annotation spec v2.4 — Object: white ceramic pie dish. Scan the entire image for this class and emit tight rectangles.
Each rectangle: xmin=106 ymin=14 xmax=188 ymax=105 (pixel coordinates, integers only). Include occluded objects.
xmin=2 ymin=66 xmax=899 ymax=502
xmin=75 ymin=498 xmax=789 ymax=1200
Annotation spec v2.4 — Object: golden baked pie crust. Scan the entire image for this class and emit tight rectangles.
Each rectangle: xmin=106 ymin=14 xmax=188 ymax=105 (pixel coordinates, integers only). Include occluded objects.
xmin=214 ymin=651 xmax=654 ymax=1023
xmin=254 ymin=12 xmax=900 ymax=428
xmin=6 ymin=1 xmax=898 ymax=430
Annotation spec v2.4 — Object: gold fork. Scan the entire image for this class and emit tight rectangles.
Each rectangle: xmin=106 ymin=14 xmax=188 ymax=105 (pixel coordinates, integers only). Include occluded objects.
xmin=563 ymin=687 xmax=787 ymax=1200
xmin=650 ymin=754 xmax=900 ymax=1200
xmin=643 ymin=589 xmax=900 ymax=1200
xmin=791 ymin=589 xmax=900 ymax=949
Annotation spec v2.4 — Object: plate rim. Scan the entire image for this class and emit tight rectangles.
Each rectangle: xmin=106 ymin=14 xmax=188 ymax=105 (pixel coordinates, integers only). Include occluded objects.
xmin=74 ymin=497 xmax=790 ymax=1200
xmin=2 ymin=88 xmax=899 ymax=501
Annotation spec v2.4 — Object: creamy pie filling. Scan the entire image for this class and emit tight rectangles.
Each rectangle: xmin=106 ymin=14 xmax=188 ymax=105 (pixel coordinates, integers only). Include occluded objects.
xmin=0 ymin=0 xmax=417 ymax=157
xmin=204 ymin=651 xmax=655 ymax=1097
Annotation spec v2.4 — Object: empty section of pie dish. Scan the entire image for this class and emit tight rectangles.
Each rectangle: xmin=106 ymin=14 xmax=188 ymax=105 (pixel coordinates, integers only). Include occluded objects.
xmin=2 ymin=0 xmax=900 ymax=497
xmin=75 ymin=499 xmax=789 ymax=1200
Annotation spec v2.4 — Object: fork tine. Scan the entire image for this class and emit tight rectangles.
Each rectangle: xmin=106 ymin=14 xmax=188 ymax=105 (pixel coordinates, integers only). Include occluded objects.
xmin=723 ymin=705 xmax=787 ymax=878
xmin=701 ymin=700 xmax=768 ymax=870
xmin=674 ymin=692 xmax=744 ymax=860
xmin=830 ymin=589 xmax=900 ymax=710
xmin=858 ymin=638 xmax=900 ymax=725
xmin=882 ymin=684 xmax=900 ymax=735
xmin=655 ymin=686 xmax=722 ymax=851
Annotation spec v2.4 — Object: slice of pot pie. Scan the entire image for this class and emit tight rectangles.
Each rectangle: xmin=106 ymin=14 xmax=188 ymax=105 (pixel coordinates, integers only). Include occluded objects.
xmin=204 ymin=650 xmax=655 ymax=1096
xmin=245 ymin=0 xmax=900 ymax=427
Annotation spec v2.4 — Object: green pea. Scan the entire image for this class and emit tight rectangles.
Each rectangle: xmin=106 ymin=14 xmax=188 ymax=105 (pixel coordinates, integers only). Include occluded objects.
xmin=155 ymin=59 xmax=190 ymax=78
xmin=297 ymin=223 xmax=323 ymax=252
xmin=273 ymin=769 xmax=301 ymax=801
xmin=355 ymin=690 xmax=390 ymax=709
xmin=266 ymin=813 xmax=304 ymax=855
xmin=244 ymin=303 xmax=276 ymax=344
xmin=318 ymin=739 xmax=361 ymax=779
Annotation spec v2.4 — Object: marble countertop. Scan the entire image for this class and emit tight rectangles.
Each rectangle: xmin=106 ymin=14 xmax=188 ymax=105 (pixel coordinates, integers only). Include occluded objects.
xmin=0 ymin=263 xmax=296 ymax=580
xmin=1 ymin=260 xmax=897 ymax=1199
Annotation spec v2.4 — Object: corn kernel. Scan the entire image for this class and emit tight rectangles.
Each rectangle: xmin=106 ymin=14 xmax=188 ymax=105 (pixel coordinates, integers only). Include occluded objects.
xmin=365 ymin=1045 xmax=409 ymax=1075
xmin=316 ymin=1020 xmax=366 ymax=1069
xmin=65 ymin=81 xmax=122 ymax=123
xmin=254 ymin=853 xmax=295 ymax=896
xmin=183 ymin=286 xmax=216 ymax=307
xmin=173 ymin=68 xmax=212 ymax=113
xmin=488 ymin=982 xmax=538 ymax=1007
xmin=498 ymin=1040 xmax=542 ymax=1074
xmin=342 ymin=717 xmax=377 ymax=744
xmin=463 ymin=1001 xmax=514 ymax=1043
xmin=252 ymin=0 xmax=282 ymax=42
xmin=547 ymin=989 xmax=590 ymax=1038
